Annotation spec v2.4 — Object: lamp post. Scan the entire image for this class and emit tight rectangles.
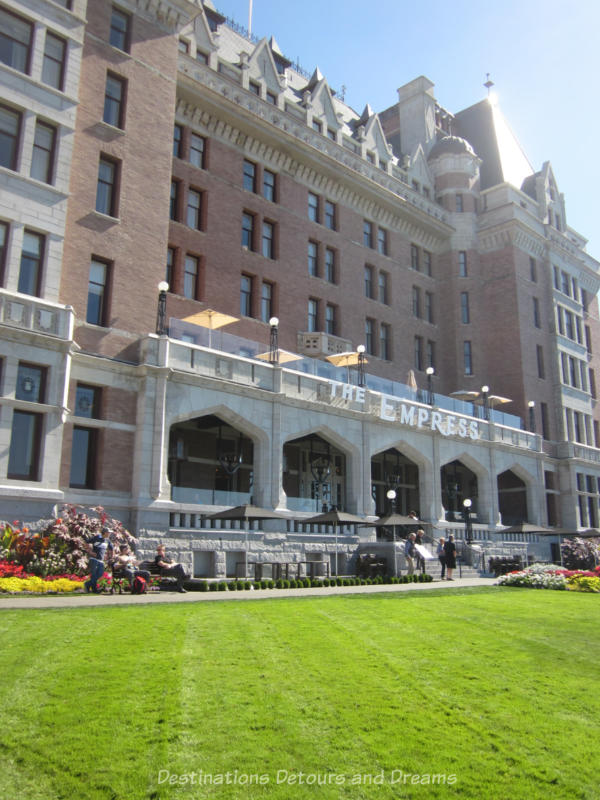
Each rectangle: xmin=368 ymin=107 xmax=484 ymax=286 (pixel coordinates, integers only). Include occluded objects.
xmin=426 ymin=366 xmax=435 ymax=406
xmin=481 ymin=384 xmax=490 ymax=421
xmin=357 ymin=344 xmax=366 ymax=387
xmin=269 ymin=316 xmax=279 ymax=364
xmin=387 ymin=489 xmax=398 ymax=577
xmin=463 ymin=498 xmax=473 ymax=544
xmin=528 ymin=400 xmax=536 ymax=433
xmin=156 ymin=281 xmax=169 ymax=336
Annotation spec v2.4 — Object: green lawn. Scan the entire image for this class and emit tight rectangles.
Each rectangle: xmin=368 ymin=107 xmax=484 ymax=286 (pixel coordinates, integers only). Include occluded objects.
xmin=0 ymin=587 xmax=598 ymax=800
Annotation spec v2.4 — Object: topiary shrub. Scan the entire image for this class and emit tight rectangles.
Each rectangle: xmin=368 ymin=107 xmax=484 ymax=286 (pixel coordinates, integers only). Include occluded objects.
xmin=198 ymin=580 xmax=208 ymax=592
xmin=218 ymin=581 xmax=228 ymax=591
xmin=209 ymin=582 xmax=218 ymax=591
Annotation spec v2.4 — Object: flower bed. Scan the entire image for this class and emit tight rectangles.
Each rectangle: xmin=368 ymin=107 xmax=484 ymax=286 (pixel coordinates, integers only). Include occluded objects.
xmin=498 ymin=563 xmax=600 ymax=592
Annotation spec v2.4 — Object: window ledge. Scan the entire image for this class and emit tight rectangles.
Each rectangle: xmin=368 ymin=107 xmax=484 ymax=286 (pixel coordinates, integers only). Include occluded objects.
xmin=90 ymin=210 xmax=120 ymax=224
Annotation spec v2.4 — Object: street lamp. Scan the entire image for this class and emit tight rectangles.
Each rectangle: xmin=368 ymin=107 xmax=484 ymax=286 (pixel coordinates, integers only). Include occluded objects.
xmin=156 ymin=281 xmax=169 ymax=336
xmin=528 ymin=400 xmax=536 ymax=433
xmin=357 ymin=344 xmax=366 ymax=387
xmin=269 ymin=316 xmax=279 ymax=364
xmin=463 ymin=498 xmax=473 ymax=544
xmin=426 ymin=366 xmax=435 ymax=406
xmin=386 ymin=489 xmax=398 ymax=576
xmin=481 ymin=385 xmax=490 ymax=421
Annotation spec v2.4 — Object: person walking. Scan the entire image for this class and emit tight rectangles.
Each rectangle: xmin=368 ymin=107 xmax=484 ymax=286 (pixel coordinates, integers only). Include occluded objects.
xmin=443 ymin=534 xmax=457 ymax=580
xmin=437 ymin=537 xmax=446 ymax=580
xmin=415 ymin=528 xmax=426 ymax=574
xmin=404 ymin=532 xmax=416 ymax=575
xmin=84 ymin=528 xmax=113 ymax=594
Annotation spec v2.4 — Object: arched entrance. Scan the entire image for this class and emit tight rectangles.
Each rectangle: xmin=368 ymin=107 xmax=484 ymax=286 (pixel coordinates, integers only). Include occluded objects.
xmin=168 ymin=414 xmax=254 ymax=505
xmin=497 ymin=469 xmax=528 ymax=525
xmin=440 ymin=459 xmax=478 ymax=521
xmin=371 ymin=448 xmax=420 ymax=517
xmin=283 ymin=433 xmax=347 ymax=513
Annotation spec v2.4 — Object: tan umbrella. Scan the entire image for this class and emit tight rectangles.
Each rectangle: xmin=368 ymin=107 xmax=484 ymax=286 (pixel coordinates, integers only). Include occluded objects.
xmin=450 ymin=390 xmax=512 ymax=407
xmin=407 ymin=369 xmax=418 ymax=391
xmin=183 ymin=308 xmax=238 ymax=347
xmin=326 ymin=351 xmax=368 ymax=383
xmin=255 ymin=349 xmax=301 ymax=364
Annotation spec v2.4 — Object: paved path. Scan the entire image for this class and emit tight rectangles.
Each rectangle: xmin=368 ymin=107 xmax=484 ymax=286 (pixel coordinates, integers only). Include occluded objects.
xmin=0 ymin=577 xmax=497 ymax=610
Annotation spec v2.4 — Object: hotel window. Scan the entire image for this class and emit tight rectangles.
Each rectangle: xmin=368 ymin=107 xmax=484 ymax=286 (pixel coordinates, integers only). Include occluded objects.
xmin=425 ymin=291 xmax=433 ymax=323
xmin=414 ymin=336 xmax=423 ymax=371
xmin=189 ymin=133 xmax=205 ymax=168
xmin=536 ymin=345 xmax=545 ymax=379
xmin=312 ymin=119 xmax=322 ymax=134
xmin=410 ymin=244 xmax=419 ymax=271
xmin=260 ymin=281 xmax=273 ymax=323
xmin=178 ymin=39 xmax=189 ymax=54
xmin=16 ymin=363 xmax=46 ymax=403
xmin=249 ymin=81 xmax=260 ymax=96
xmin=423 ymin=250 xmax=432 ymax=276
xmin=70 ymin=427 xmax=98 ymax=489
xmin=18 ymin=231 xmax=44 ymax=297
xmin=183 ymin=254 xmax=199 ymax=299
xmin=0 ymin=222 xmax=7 ymax=284
xmin=426 ymin=340 xmax=435 ymax=369
xmin=325 ymin=304 xmax=336 ymax=335
xmin=455 ymin=193 xmax=463 ymax=212
xmin=262 ymin=221 xmax=275 ymax=259
xmin=169 ymin=180 xmax=180 ymax=221
xmin=173 ymin=124 xmax=183 ymax=157
xmin=308 ymin=298 xmax=319 ymax=332
xmin=0 ymin=7 xmax=32 ymax=74
xmin=590 ymin=369 xmax=597 ymax=399
xmin=308 ymin=192 xmax=319 ymax=222
xmin=412 ymin=286 xmax=421 ymax=318
xmin=240 ymin=274 xmax=253 ymax=317
xmin=363 ymin=221 xmax=373 ymax=248
xmin=533 ymin=297 xmax=541 ymax=328
xmin=560 ymin=270 xmax=570 ymax=296
xmin=110 ymin=6 xmax=131 ymax=52
xmin=530 ymin=257 xmax=537 ymax=282
xmin=8 ymin=411 xmax=42 ymax=480
xmin=186 ymin=189 xmax=203 ymax=230
xmin=366 ymin=319 xmax=375 ymax=355
xmin=585 ymin=325 xmax=592 ymax=353
xmin=241 ymin=213 xmax=255 ymax=249
xmin=166 ymin=247 xmax=174 ymax=287
xmin=327 ymin=128 xmax=336 ymax=140
xmin=575 ymin=316 xmax=583 ymax=344
xmin=266 ymin=91 xmax=277 ymax=105
xmin=30 ymin=121 xmax=56 ymax=184
xmin=96 ymin=156 xmax=119 ymax=217
xmin=86 ymin=258 xmax=109 ymax=326
xmin=104 ymin=73 xmax=126 ymax=128
xmin=243 ymin=159 xmax=256 ymax=192
xmin=557 ymin=307 xmax=564 ymax=336
xmin=364 ymin=265 xmax=374 ymax=298
xmin=553 ymin=265 xmax=560 ymax=289
xmin=580 ymin=361 xmax=588 ymax=393
xmin=564 ymin=310 xmax=574 ymax=340
xmin=325 ymin=201 xmax=336 ymax=230
xmin=196 ymin=50 xmax=208 ymax=64
xmin=571 ymin=277 xmax=579 ymax=302
xmin=461 ymin=292 xmax=470 ymax=324
xmin=308 ymin=241 xmax=318 ymax=277
xmin=459 ymin=251 xmax=467 ymax=277
xmin=380 ymin=323 xmax=391 ymax=360
xmin=263 ymin=169 xmax=276 ymax=202
xmin=325 ymin=247 xmax=335 ymax=283
xmin=540 ymin=402 xmax=549 ymax=439
xmin=0 ymin=104 xmax=21 ymax=170
xmin=378 ymin=272 xmax=388 ymax=304
xmin=42 ymin=32 xmax=66 ymax=91
xmin=377 ymin=227 xmax=388 ymax=256
xmin=464 ymin=341 xmax=473 ymax=375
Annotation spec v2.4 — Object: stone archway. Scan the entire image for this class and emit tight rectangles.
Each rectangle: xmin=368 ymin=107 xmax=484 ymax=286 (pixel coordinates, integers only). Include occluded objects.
xmin=371 ymin=447 xmax=420 ymax=517
xmin=440 ymin=459 xmax=479 ymax=521
xmin=283 ymin=432 xmax=348 ymax=514
xmin=497 ymin=469 xmax=528 ymax=525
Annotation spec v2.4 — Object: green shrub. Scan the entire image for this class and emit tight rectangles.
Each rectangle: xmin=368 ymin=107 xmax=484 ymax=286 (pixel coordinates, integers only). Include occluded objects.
xmin=209 ymin=582 xmax=218 ymax=592
xmin=244 ymin=581 xmax=252 ymax=590
xmin=218 ymin=581 xmax=228 ymax=591
xmin=198 ymin=580 xmax=208 ymax=592
xmin=252 ymin=582 xmax=261 ymax=591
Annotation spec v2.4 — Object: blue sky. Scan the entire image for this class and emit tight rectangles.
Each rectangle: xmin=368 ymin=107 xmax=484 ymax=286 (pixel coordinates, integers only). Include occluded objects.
xmin=213 ymin=0 xmax=600 ymax=259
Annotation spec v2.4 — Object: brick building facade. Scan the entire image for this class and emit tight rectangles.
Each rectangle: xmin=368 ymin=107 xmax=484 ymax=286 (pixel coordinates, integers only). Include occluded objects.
xmin=1 ymin=0 xmax=599 ymax=574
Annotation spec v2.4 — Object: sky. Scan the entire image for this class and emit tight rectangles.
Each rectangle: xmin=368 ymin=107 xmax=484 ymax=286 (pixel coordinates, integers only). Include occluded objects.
xmin=211 ymin=0 xmax=600 ymax=259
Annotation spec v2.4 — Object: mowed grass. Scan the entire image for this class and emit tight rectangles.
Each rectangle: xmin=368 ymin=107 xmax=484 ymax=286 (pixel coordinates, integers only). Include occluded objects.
xmin=0 ymin=587 xmax=599 ymax=800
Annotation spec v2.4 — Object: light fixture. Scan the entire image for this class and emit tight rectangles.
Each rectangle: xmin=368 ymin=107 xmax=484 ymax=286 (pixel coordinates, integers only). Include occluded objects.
xmin=386 ymin=488 xmax=397 ymax=515
xmin=156 ymin=281 xmax=169 ymax=336
xmin=357 ymin=344 xmax=366 ymax=387
xmin=426 ymin=366 xmax=435 ymax=405
xmin=481 ymin=385 xmax=490 ymax=421
xmin=269 ymin=316 xmax=279 ymax=364
xmin=528 ymin=400 xmax=536 ymax=433
xmin=462 ymin=498 xmax=473 ymax=543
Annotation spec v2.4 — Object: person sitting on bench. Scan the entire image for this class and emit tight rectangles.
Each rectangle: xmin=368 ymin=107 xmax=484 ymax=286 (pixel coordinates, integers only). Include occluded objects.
xmin=114 ymin=544 xmax=151 ymax=589
xmin=154 ymin=545 xmax=189 ymax=593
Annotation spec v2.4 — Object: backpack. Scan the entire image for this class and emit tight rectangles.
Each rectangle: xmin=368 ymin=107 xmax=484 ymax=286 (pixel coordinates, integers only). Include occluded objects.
xmin=131 ymin=576 xmax=147 ymax=594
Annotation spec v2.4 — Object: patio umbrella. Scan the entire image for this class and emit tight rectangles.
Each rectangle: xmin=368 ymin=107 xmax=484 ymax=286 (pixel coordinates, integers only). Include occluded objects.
xmin=303 ymin=509 xmax=368 ymax=577
xmin=407 ymin=369 xmax=418 ymax=392
xmin=508 ymin=524 xmax=570 ymax=567
xmin=359 ymin=514 xmax=424 ymax=576
xmin=326 ymin=351 xmax=368 ymax=383
xmin=255 ymin=349 xmax=301 ymax=364
xmin=205 ymin=505 xmax=288 ymax=578
xmin=183 ymin=308 xmax=238 ymax=348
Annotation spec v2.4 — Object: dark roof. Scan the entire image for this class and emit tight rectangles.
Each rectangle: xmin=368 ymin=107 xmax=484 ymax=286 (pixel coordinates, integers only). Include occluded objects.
xmin=428 ymin=135 xmax=477 ymax=160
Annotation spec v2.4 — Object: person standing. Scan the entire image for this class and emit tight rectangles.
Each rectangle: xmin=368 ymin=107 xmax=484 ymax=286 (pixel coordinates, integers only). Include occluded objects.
xmin=415 ymin=528 xmax=426 ymax=574
xmin=155 ymin=545 xmax=189 ymax=593
xmin=404 ymin=532 xmax=416 ymax=575
xmin=84 ymin=527 xmax=113 ymax=594
xmin=437 ymin=537 xmax=446 ymax=580
xmin=444 ymin=534 xmax=457 ymax=581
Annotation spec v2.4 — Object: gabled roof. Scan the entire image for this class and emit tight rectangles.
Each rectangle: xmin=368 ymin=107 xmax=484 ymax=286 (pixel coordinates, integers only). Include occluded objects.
xmin=454 ymin=98 xmax=533 ymax=191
